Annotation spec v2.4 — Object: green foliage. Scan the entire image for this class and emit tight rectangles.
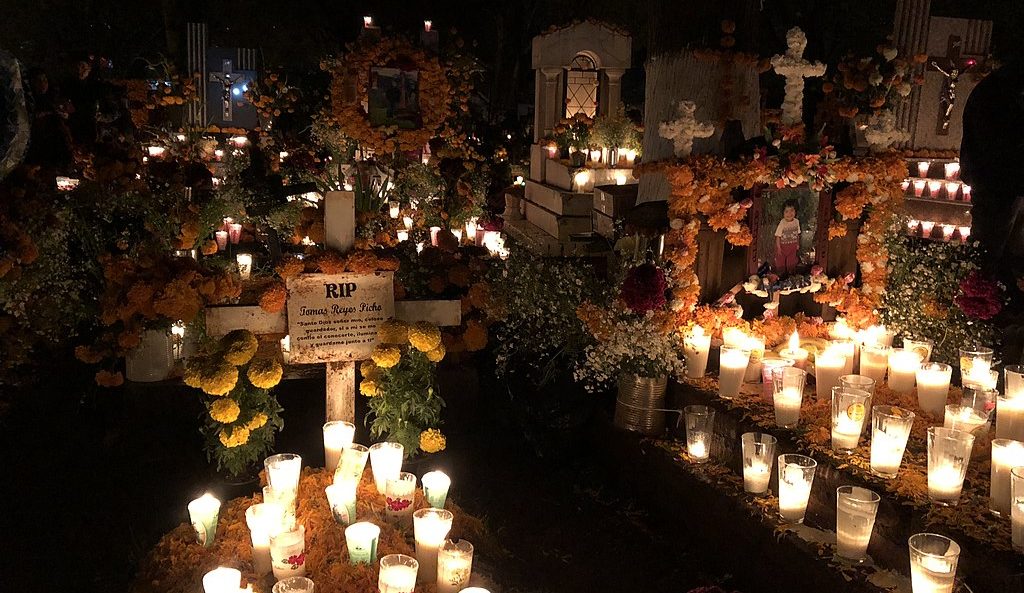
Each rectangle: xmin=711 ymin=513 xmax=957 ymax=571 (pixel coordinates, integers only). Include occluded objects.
xmin=199 ymin=370 xmax=284 ymax=478
xmin=590 ymin=105 xmax=642 ymax=151
xmin=880 ymin=235 xmax=997 ymax=364
xmin=367 ymin=348 xmax=443 ymax=456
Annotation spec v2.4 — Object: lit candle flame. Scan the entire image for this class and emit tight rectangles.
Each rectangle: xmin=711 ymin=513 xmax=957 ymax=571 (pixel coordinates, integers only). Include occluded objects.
xmin=789 ymin=331 xmax=799 ymax=352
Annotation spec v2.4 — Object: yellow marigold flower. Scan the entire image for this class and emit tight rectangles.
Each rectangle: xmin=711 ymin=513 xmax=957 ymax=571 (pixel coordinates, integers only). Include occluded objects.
xmin=209 ymin=398 xmax=241 ymax=423
xmin=360 ymin=359 xmax=381 ymax=381
xmin=200 ymin=362 xmax=238 ymax=396
xmin=183 ymin=355 xmax=207 ymax=388
xmin=218 ymin=426 xmax=251 ymax=448
xmin=378 ymin=318 xmax=409 ymax=344
xmin=247 ymin=357 xmax=283 ymax=389
xmin=408 ymin=321 xmax=441 ymax=352
xmin=425 ymin=342 xmax=446 ymax=363
xmin=371 ymin=345 xmax=401 ymax=368
xmin=221 ymin=329 xmax=259 ymax=365
xmin=359 ymin=379 xmax=379 ymax=396
xmin=419 ymin=428 xmax=446 ymax=453
xmin=245 ymin=412 xmax=268 ymax=430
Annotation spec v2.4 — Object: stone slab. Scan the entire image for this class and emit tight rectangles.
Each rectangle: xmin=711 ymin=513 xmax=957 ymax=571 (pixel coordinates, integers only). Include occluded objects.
xmin=594 ymin=184 xmax=638 ymax=217
xmin=205 ymin=305 xmax=287 ymax=337
xmin=394 ymin=300 xmax=462 ymax=327
xmin=524 ymin=199 xmax=592 ymax=242
xmin=525 ymin=180 xmax=593 ymax=216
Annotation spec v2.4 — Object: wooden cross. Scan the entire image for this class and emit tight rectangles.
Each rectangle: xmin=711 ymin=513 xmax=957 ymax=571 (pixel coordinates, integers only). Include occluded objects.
xmin=658 ymin=100 xmax=715 ymax=157
xmin=928 ymin=35 xmax=983 ymax=135
xmin=205 ymin=191 xmax=462 ymax=423
xmin=209 ymin=59 xmax=241 ymax=122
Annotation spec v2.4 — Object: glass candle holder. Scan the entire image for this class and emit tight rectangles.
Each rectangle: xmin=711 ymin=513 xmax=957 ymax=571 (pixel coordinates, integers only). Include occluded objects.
xmin=325 ymin=480 xmax=358 ymax=526
xmin=997 ymin=394 xmax=1024 ymax=441
xmin=335 ymin=443 xmax=370 ymax=484
xmin=385 ymin=472 xmax=417 ymax=522
xmin=270 ymin=524 xmax=306 ymax=580
xmin=942 ymin=404 xmax=989 ymax=435
xmin=840 ymin=374 xmax=876 ymax=396
xmin=236 ymin=253 xmax=253 ymax=280
xmin=859 ymin=344 xmax=890 ymax=385
xmin=888 ymin=349 xmax=923 ymax=394
xmin=831 ymin=339 xmax=856 ymax=375
xmin=413 ymin=508 xmax=454 ymax=583
xmin=272 ymin=577 xmax=316 ymax=593
xmin=927 ymin=180 xmax=943 ymax=197
xmin=944 ymin=162 xmax=960 ymax=180
xmin=1012 ymin=467 xmax=1024 ymax=552
xmin=684 ymin=326 xmax=712 ymax=379
xmin=379 ymin=554 xmax=419 ymax=593
xmin=246 ymin=502 xmax=286 ymax=575
xmin=903 ymin=338 xmax=934 ymax=363
xmin=684 ymin=405 xmax=715 ymax=463
xmin=369 ymin=442 xmax=404 ymax=494
xmin=960 ymin=345 xmax=994 ymax=388
xmin=421 ymin=470 xmax=451 ymax=509
xmin=1006 ymin=365 xmax=1024 ymax=399
xmin=908 ymin=533 xmax=961 ymax=593
xmin=815 ymin=347 xmax=847 ymax=400
xmin=961 ymin=387 xmax=997 ymax=415
xmin=389 ymin=200 xmax=400 ymax=218
xmin=188 ymin=493 xmax=221 ymax=548
xmin=912 ymin=363 xmax=950 ymax=418
xmin=990 ymin=439 xmax=1024 ymax=516
xmin=437 ymin=539 xmax=474 ymax=593
xmin=265 ymin=453 xmax=302 ymax=520
xmin=927 ymin=427 xmax=975 ymax=505
xmin=920 ymin=220 xmax=935 ymax=237
xmin=228 ymin=223 xmax=242 ymax=244
xmin=743 ymin=337 xmax=766 ymax=383
xmin=203 ymin=567 xmax=241 ymax=593
xmin=741 ymin=433 xmax=777 ymax=494
xmin=832 ymin=387 xmax=871 ymax=453
xmin=870 ymin=405 xmax=915 ymax=478
xmin=913 ymin=179 xmax=926 ymax=197
xmin=780 ymin=331 xmax=809 ymax=370
xmin=772 ymin=366 xmax=807 ymax=428
xmin=761 ymin=358 xmax=795 ymax=400
xmin=429 ymin=226 xmax=441 ymax=246
xmin=323 ymin=421 xmax=356 ymax=475
xmin=917 ymin=161 xmax=930 ymax=177
xmin=836 ymin=486 xmax=880 ymax=562
xmin=778 ymin=454 xmax=817 ymax=524
xmin=718 ymin=346 xmax=750 ymax=399
xmin=345 ymin=521 xmax=380 ymax=564
xmin=944 ymin=183 xmax=960 ymax=201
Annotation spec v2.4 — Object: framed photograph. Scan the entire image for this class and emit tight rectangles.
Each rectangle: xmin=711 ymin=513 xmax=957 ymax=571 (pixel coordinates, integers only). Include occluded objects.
xmin=368 ymin=66 xmax=421 ymax=129
xmin=747 ymin=185 xmax=831 ymax=277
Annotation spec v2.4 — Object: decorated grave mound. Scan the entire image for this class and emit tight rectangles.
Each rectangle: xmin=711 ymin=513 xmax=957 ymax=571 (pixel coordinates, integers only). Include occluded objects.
xmin=133 ymin=467 xmax=493 ymax=593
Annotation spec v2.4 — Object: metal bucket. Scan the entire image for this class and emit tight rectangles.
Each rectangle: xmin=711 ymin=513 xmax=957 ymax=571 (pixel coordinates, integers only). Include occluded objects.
xmin=614 ymin=373 xmax=668 ymax=435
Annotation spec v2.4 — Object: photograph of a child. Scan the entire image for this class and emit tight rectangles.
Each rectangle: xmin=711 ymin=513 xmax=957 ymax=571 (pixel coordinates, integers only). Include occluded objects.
xmin=368 ymin=66 xmax=421 ymax=129
xmin=756 ymin=188 xmax=818 ymax=278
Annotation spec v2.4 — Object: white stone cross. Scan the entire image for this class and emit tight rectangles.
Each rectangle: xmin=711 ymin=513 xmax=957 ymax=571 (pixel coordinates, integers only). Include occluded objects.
xmin=658 ymin=100 xmax=715 ymax=158
xmin=770 ymin=27 xmax=826 ymax=126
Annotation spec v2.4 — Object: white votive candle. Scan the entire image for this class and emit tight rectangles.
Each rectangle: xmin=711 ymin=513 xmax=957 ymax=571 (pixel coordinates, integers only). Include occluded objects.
xmin=859 ymin=345 xmax=889 ymax=385
xmin=778 ymin=454 xmax=817 ymax=524
xmin=888 ymin=349 xmax=922 ymax=394
xmin=909 ymin=533 xmax=960 ymax=593
xmin=870 ymin=406 xmax=915 ymax=478
xmin=436 ymin=539 xmax=474 ymax=593
xmin=413 ymin=508 xmax=454 ymax=582
xmin=345 ymin=521 xmax=381 ymax=564
xmin=916 ymin=363 xmax=951 ymax=416
xmin=188 ymin=493 xmax=221 ymax=548
xmin=741 ymin=432 xmax=776 ymax=495
xmin=991 ymin=439 xmax=1024 ymax=516
xmin=203 ymin=567 xmax=241 ymax=593
xmin=369 ymin=442 xmax=404 ymax=494
xmin=323 ymin=421 xmax=356 ymax=475
xmin=1012 ymin=468 xmax=1024 ymax=552
xmin=379 ymin=554 xmax=419 ymax=593
xmin=236 ymin=253 xmax=253 ymax=280
xmin=831 ymin=339 xmax=856 ymax=375
xmin=943 ymin=404 xmax=989 ymax=435
xmin=421 ymin=470 xmax=451 ymax=509
xmin=836 ymin=486 xmax=880 ymax=562
xmin=246 ymin=502 xmax=285 ymax=575
xmin=815 ymin=348 xmax=846 ymax=400
xmin=997 ymin=395 xmax=1024 ymax=441
xmin=917 ymin=161 xmax=931 ymax=177
xmin=326 ymin=480 xmax=358 ymax=525
xmin=718 ymin=346 xmax=750 ymax=399
xmin=831 ymin=387 xmax=870 ymax=453
xmin=743 ymin=337 xmax=766 ymax=383
xmin=1007 ymin=365 xmax=1024 ymax=398
xmin=684 ymin=326 xmax=712 ymax=379
xmin=927 ymin=427 xmax=975 ymax=505
xmin=913 ymin=179 xmax=926 ymax=197
xmin=270 ymin=525 xmax=306 ymax=579
xmin=772 ymin=366 xmax=806 ymax=428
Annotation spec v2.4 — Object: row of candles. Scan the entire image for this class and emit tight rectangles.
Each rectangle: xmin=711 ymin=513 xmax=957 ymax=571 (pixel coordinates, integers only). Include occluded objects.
xmin=905 ymin=220 xmax=970 ymax=242
xmin=543 ymin=144 xmax=639 ymax=168
xmin=389 ymin=210 xmax=508 ymax=258
xmin=902 ymin=179 xmax=971 ymax=202
xmin=189 ymin=421 xmax=487 ymax=593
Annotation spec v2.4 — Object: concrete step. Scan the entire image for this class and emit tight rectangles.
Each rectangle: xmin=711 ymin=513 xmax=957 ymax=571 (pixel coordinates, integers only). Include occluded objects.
xmin=524 ymin=199 xmax=592 ymax=242
xmin=525 ymin=180 xmax=593 ymax=216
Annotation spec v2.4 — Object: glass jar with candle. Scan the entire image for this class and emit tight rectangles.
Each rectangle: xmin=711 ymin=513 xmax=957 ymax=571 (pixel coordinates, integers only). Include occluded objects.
xmin=831 ymin=387 xmax=871 ymax=454
xmin=960 ymin=345 xmax=994 ymax=388
xmin=1006 ymin=365 xmax=1024 ymax=399
xmin=413 ymin=508 xmax=454 ymax=583
xmin=345 ymin=522 xmax=380 ymax=564
xmin=815 ymin=347 xmax=848 ymax=400
xmin=265 ymin=453 xmax=302 ymax=521
xmin=761 ymin=358 xmax=795 ymax=400
xmin=683 ymin=326 xmax=712 ymax=379
xmin=203 ymin=567 xmax=241 ymax=593
xmin=1012 ymin=468 xmax=1024 ymax=552
xmin=325 ymin=480 xmax=358 ymax=526
xmin=830 ymin=339 xmax=856 ymax=375
xmin=961 ymin=387 xmax=997 ymax=416
xmin=246 ymin=502 xmax=286 ymax=575
xmin=990 ymin=439 xmax=1024 ymax=516
xmin=778 ymin=454 xmax=817 ymax=524
xmin=421 ymin=470 xmax=451 ymax=509
xmin=908 ymin=533 xmax=961 ymax=593
xmin=323 ymin=421 xmax=356 ymax=475
xmin=188 ymin=493 xmax=221 ymax=548
xmin=840 ymin=374 xmax=876 ymax=396
xmin=379 ymin=554 xmax=419 ymax=593
xmin=998 ymin=394 xmax=1024 ymax=442
xmin=915 ymin=363 xmax=952 ymax=417
xmin=335 ymin=443 xmax=369 ymax=484
xmin=927 ymin=427 xmax=975 ymax=505
xmin=870 ymin=406 xmax=915 ymax=478
xmin=780 ymin=331 xmax=809 ymax=370
xmin=859 ymin=344 xmax=890 ymax=385
xmin=741 ymin=433 xmax=777 ymax=494
xmin=270 ymin=525 xmax=306 ymax=580
xmin=385 ymin=472 xmax=417 ymax=523
xmin=743 ymin=336 xmax=766 ymax=383
xmin=888 ymin=349 xmax=923 ymax=394
xmin=835 ymin=486 xmax=880 ymax=563
xmin=369 ymin=442 xmax=404 ymax=494
xmin=683 ymin=405 xmax=715 ymax=463
xmin=718 ymin=346 xmax=750 ymax=399
xmin=772 ymin=366 xmax=807 ymax=428
xmin=437 ymin=539 xmax=474 ymax=593
xmin=903 ymin=337 xmax=934 ymax=363
xmin=942 ymin=404 xmax=989 ymax=435
xmin=272 ymin=577 xmax=315 ymax=593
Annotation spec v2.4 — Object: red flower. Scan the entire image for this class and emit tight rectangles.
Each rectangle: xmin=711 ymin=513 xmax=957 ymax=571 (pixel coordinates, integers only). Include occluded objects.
xmin=620 ymin=263 xmax=668 ymax=314
xmin=387 ymin=497 xmax=412 ymax=512
xmin=955 ymin=271 xmax=1004 ymax=320
xmin=286 ymin=553 xmax=306 ymax=569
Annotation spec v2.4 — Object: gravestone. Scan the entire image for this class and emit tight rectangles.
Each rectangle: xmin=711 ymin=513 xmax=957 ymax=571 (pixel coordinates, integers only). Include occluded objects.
xmin=186 ymin=22 xmax=259 ymax=130
xmin=891 ymin=1 xmax=992 ymax=151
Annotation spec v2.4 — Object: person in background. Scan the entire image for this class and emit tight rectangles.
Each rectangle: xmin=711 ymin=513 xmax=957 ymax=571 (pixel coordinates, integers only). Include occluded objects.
xmin=63 ymin=55 xmax=98 ymax=146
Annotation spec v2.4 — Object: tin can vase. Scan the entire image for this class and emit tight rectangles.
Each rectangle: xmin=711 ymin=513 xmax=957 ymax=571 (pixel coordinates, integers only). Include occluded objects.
xmin=614 ymin=373 xmax=668 ymax=435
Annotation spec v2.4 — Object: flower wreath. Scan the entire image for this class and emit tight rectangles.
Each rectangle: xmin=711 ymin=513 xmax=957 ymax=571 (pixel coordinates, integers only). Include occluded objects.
xmin=325 ymin=38 xmax=452 ymax=155
xmin=640 ymin=151 xmax=906 ymax=329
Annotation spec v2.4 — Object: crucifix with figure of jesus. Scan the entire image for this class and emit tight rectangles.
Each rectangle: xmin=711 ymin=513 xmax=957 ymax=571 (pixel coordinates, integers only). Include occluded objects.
xmin=928 ymin=35 xmax=985 ymax=135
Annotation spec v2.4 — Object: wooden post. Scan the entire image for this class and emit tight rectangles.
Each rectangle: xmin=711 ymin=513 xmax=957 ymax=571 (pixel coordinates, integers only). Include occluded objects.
xmin=325 ymin=361 xmax=357 ymax=423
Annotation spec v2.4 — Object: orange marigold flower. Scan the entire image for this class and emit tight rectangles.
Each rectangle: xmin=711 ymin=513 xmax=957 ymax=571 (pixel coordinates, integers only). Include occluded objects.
xmin=75 ymin=345 xmax=105 ymax=364
xmin=95 ymin=370 xmax=125 ymax=387
xmin=200 ymin=239 xmax=219 ymax=256
xmin=274 ymin=255 xmax=305 ymax=279
xmin=427 ymin=275 xmax=447 ymax=294
xmin=463 ymin=320 xmax=488 ymax=352
xmin=259 ymin=282 xmax=288 ymax=313
xmin=118 ymin=331 xmax=142 ymax=350
xmin=345 ymin=250 xmax=379 ymax=274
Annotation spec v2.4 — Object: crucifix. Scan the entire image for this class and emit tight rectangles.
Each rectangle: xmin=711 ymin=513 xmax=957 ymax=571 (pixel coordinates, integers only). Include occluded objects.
xmin=928 ymin=35 xmax=982 ymax=135
xmin=209 ymin=59 xmax=240 ymax=122
xmin=659 ymin=100 xmax=715 ymax=157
